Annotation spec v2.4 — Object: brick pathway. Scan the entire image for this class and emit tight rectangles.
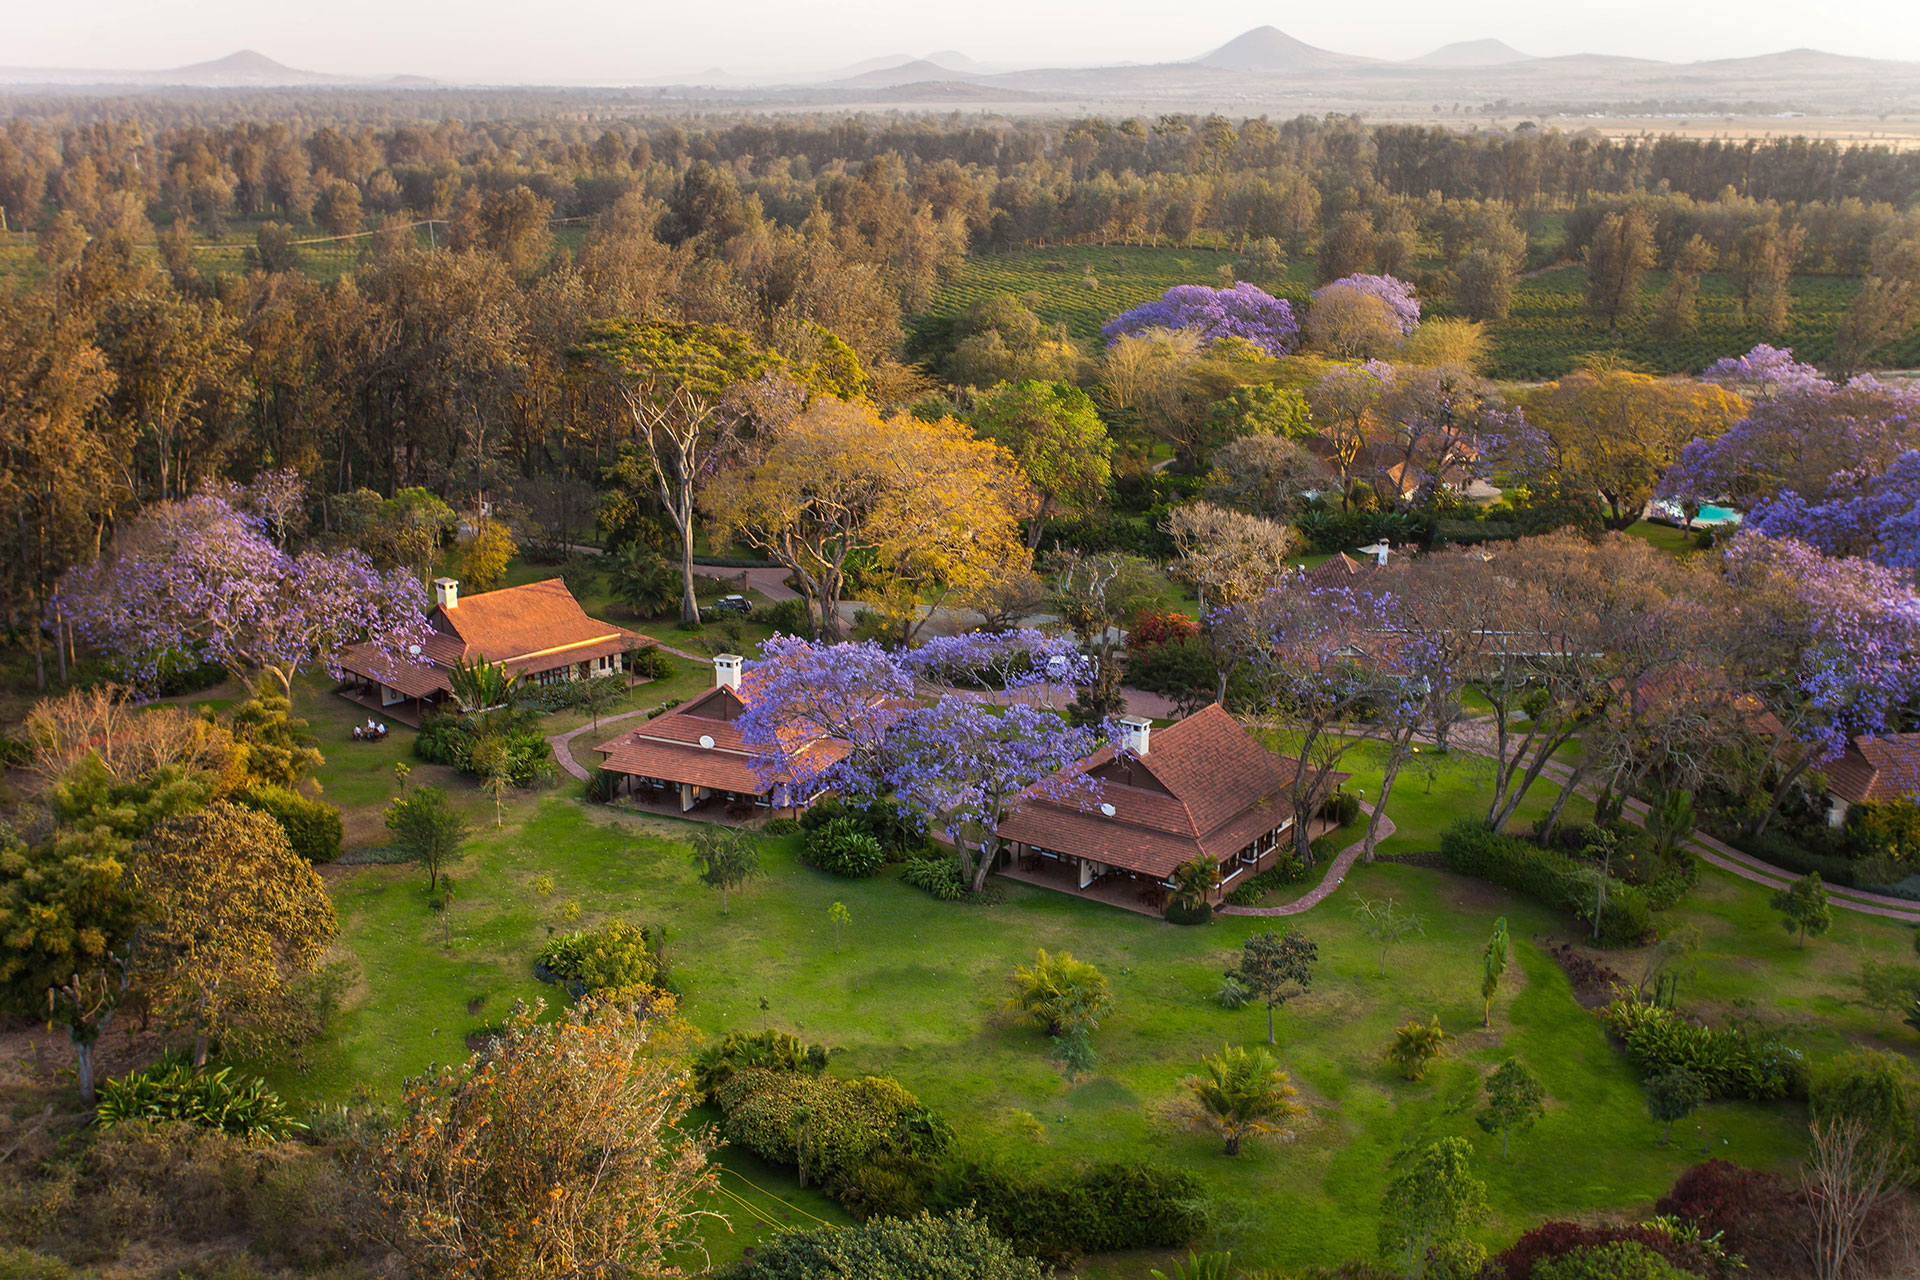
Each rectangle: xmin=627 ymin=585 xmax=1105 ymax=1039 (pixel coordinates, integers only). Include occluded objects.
xmin=1217 ymin=809 xmax=1397 ymax=918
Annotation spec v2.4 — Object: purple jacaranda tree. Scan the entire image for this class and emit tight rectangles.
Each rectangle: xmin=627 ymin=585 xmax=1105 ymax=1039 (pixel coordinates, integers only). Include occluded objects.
xmin=57 ymin=493 xmax=425 ymax=698
xmin=1700 ymin=343 xmax=1827 ymax=400
xmin=1219 ymin=580 xmax=1416 ymax=863
xmin=737 ymin=635 xmax=916 ymax=796
xmin=886 ymin=696 xmax=1108 ymax=892
xmin=904 ymin=628 xmax=1093 ymax=707
xmin=1312 ymin=274 xmax=1421 ymax=336
xmin=1743 ymin=450 xmax=1920 ymax=577
xmin=1101 ymin=283 xmax=1300 ymax=357
xmin=1720 ymin=531 xmax=1920 ymax=835
xmin=1664 ymin=361 xmax=1918 ymax=521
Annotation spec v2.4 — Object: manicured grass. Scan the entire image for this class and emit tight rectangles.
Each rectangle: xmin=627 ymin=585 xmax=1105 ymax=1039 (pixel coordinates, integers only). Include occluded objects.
xmin=288 ymin=688 xmax=1917 ymax=1274
xmin=1625 ymin=519 xmax=1708 ymax=556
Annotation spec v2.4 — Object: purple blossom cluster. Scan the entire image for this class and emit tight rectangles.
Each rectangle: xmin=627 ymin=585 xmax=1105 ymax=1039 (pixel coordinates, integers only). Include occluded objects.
xmin=1312 ymin=274 xmax=1421 ymax=336
xmin=1700 ymin=344 xmax=1828 ymax=399
xmin=1102 ymin=283 xmax=1300 ymax=357
xmin=1721 ymin=532 xmax=1920 ymax=763
xmin=57 ymin=492 xmax=426 ymax=695
xmin=1663 ymin=351 xmax=1919 ymax=576
xmin=904 ymin=628 xmax=1093 ymax=701
xmin=1745 ymin=450 xmax=1920 ymax=576
xmin=737 ymin=635 xmax=1112 ymax=878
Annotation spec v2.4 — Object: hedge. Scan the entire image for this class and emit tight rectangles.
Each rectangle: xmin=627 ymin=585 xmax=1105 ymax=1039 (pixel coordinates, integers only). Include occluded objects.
xmin=926 ymin=1159 xmax=1205 ymax=1264
xmin=1439 ymin=820 xmax=1653 ymax=946
xmin=721 ymin=1210 xmax=1046 ymax=1280
xmin=235 ymin=785 xmax=342 ymax=864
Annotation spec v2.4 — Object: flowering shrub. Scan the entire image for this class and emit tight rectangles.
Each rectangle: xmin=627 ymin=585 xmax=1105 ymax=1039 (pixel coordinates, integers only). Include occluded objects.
xmin=1125 ymin=608 xmax=1200 ymax=652
xmin=535 ymin=919 xmax=660 ymax=999
xmin=1312 ymin=273 xmax=1421 ymax=335
xmin=1101 ymin=283 xmax=1299 ymax=356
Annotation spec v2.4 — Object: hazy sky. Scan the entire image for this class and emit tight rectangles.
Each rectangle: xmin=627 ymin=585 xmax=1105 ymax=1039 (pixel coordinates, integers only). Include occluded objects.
xmin=8 ymin=0 xmax=1920 ymax=81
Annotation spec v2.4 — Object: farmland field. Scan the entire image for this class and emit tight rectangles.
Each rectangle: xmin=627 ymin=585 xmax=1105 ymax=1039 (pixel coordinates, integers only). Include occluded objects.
xmin=919 ymin=244 xmax=1920 ymax=381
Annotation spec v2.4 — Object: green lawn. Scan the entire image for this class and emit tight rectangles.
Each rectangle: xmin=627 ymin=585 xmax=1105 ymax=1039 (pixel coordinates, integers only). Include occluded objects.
xmin=282 ymin=685 xmax=1917 ymax=1275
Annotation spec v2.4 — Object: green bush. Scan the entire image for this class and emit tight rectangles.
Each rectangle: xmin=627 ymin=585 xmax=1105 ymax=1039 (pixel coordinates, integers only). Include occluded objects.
xmin=901 ymin=856 xmax=970 ymax=901
xmin=1599 ymin=999 xmax=1806 ymax=1102
xmin=1222 ymin=855 xmax=1309 ymax=906
xmin=234 ymin=785 xmax=342 ymax=864
xmin=926 ymin=1159 xmax=1205 ymax=1264
xmin=1440 ymin=821 xmax=1653 ymax=946
xmin=693 ymin=1029 xmax=828 ymax=1102
xmin=0 ymin=1247 xmax=85 ymax=1280
xmin=534 ymin=919 xmax=659 ymax=998
xmin=1319 ymin=790 xmax=1363 ymax=826
xmin=1164 ymin=900 xmax=1213 ymax=925
xmin=720 ymin=1209 xmax=1046 ymax=1280
xmin=1532 ymin=1241 xmax=1698 ymax=1280
xmin=757 ymin=597 xmax=813 ymax=635
xmin=715 ymin=1067 xmax=952 ymax=1209
xmin=800 ymin=796 xmax=925 ymax=854
xmin=94 ymin=1060 xmax=304 ymax=1141
xmin=804 ymin=816 xmax=888 ymax=877
xmin=626 ymin=646 xmax=676 ymax=681
xmin=763 ymin=817 xmax=802 ymax=836
xmin=1809 ymin=1049 xmax=1917 ymax=1153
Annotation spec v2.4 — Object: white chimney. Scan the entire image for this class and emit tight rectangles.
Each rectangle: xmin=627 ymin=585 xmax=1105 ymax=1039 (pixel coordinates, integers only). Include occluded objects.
xmin=1118 ymin=715 xmax=1151 ymax=756
xmin=1360 ymin=541 xmax=1391 ymax=566
xmin=714 ymin=654 xmax=744 ymax=691
xmin=433 ymin=577 xmax=460 ymax=610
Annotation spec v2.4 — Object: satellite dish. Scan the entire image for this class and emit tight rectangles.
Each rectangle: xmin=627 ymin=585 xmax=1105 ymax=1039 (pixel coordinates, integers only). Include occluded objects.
xmin=698 ymin=734 xmax=716 ymax=750
xmin=1099 ymin=802 xmax=1117 ymax=817
xmin=407 ymin=644 xmax=421 ymax=656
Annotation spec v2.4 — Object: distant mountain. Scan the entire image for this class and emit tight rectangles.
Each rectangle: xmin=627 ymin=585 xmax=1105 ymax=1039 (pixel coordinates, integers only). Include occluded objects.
xmin=1198 ymin=26 xmax=1361 ymax=71
xmin=837 ymin=58 xmax=981 ymax=88
xmin=1408 ymin=39 xmax=1533 ymax=67
xmin=838 ymin=53 xmax=919 ymax=76
xmin=924 ymin=50 xmax=999 ymax=74
xmin=165 ymin=49 xmax=331 ymax=85
xmin=0 ymin=48 xmax=431 ymax=87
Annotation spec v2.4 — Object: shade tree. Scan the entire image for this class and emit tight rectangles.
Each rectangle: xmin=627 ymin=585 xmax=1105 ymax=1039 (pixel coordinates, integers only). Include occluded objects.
xmin=59 ymin=492 xmax=427 ymax=699
xmin=1477 ymin=1059 xmax=1547 ymax=1159
xmin=968 ymin=379 xmax=1113 ymax=550
xmin=570 ymin=318 xmax=783 ymax=622
xmin=130 ymin=801 xmax=337 ymax=1065
xmin=1378 ymin=1138 xmax=1489 ymax=1280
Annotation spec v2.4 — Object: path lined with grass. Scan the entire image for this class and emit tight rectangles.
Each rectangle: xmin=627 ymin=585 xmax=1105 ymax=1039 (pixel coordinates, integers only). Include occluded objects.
xmin=1219 ymin=809 xmax=1396 ymax=918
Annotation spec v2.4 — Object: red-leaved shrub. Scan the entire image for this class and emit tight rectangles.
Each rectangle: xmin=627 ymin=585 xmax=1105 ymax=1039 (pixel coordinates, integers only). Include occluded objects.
xmin=1125 ymin=608 xmax=1199 ymax=652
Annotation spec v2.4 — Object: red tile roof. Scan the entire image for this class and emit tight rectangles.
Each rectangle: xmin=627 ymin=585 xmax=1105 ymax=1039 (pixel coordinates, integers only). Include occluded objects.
xmin=1825 ymin=734 xmax=1920 ymax=807
xmin=591 ymin=681 xmax=850 ymax=795
xmin=997 ymin=704 xmax=1342 ymax=879
xmin=339 ymin=578 xmax=643 ymax=696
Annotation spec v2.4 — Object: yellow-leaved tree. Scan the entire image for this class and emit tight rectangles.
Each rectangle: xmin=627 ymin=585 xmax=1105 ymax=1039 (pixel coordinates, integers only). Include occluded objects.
xmin=366 ymin=997 xmax=720 ymax=1280
xmin=131 ymin=801 xmax=337 ymax=1065
xmin=707 ymin=398 xmax=1033 ymax=641
xmin=1522 ymin=369 xmax=1747 ymax=529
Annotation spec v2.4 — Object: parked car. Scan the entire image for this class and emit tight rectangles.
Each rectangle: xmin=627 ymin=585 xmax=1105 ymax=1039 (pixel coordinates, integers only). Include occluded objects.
xmin=713 ymin=594 xmax=752 ymax=616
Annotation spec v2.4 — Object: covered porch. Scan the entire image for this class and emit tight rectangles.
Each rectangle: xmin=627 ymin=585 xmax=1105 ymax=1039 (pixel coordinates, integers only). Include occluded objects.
xmin=596 ymin=769 xmax=821 ymax=822
xmin=997 ymin=814 xmax=1337 ymax=915
xmin=334 ymin=677 xmax=432 ymax=729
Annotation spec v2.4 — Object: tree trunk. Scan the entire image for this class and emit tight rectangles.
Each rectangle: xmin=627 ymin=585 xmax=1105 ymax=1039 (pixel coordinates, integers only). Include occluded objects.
xmin=1266 ymin=1000 xmax=1276 ymax=1046
xmin=193 ymin=1031 xmax=210 ymax=1069
xmin=678 ymin=532 xmax=700 ymax=624
xmin=1536 ymin=761 xmax=1589 ymax=844
xmin=1224 ymin=1133 xmax=1241 ymax=1156
xmin=71 ymin=1034 xmax=97 ymax=1105
xmin=1501 ymin=1126 xmax=1510 ymax=1159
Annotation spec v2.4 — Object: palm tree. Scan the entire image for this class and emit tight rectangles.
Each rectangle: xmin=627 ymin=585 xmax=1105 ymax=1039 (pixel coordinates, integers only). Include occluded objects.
xmin=1007 ymin=948 xmax=1113 ymax=1038
xmin=449 ymin=657 xmax=520 ymax=713
xmin=609 ymin=542 xmax=682 ymax=619
xmin=1387 ymin=1016 xmax=1448 ymax=1081
xmin=1183 ymin=1044 xmax=1305 ymax=1155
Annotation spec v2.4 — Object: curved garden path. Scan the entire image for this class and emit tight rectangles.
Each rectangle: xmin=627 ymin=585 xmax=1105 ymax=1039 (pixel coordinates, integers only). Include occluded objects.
xmin=1446 ymin=720 xmax=1920 ymax=924
xmin=1217 ymin=808 xmax=1396 ymax=918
